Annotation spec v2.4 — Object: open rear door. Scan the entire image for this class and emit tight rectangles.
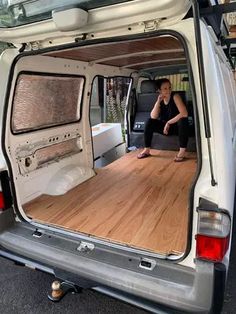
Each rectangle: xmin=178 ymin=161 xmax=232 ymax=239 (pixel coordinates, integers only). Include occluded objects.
xmin=0 ymin=0 xmax=191 ymax=49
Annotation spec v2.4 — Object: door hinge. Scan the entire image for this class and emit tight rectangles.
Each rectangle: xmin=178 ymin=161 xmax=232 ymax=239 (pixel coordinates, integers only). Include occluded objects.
xmin=29 ymin=41 xmax=42 ymax=50
xmin=143 ymin=19 xmax=162 ymax=32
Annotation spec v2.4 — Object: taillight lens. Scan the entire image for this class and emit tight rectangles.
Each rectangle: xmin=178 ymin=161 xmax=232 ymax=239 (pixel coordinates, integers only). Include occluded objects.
xmin=0 ymin=192 xmax=5 ymax=209
xmin=196 ymin=210 xmax=231 ymax=262
xmin=196 ymin=234 xmax=229 ymax=262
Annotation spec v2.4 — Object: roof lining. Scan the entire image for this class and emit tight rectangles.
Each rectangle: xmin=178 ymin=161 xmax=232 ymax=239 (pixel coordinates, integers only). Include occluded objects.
xmin=45 ymin=35 xmax=187 ymax=71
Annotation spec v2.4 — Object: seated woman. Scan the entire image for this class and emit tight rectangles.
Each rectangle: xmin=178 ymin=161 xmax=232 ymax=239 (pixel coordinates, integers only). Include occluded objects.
xmin=137 ymin=78 xmax=188 ymax=161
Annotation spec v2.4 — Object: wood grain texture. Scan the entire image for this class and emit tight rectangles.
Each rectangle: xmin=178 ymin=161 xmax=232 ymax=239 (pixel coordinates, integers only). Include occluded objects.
xmin=24 ymin=150 xmax=197 ymax=256
xmin=45 ymin=36 xmax=185 ymax=70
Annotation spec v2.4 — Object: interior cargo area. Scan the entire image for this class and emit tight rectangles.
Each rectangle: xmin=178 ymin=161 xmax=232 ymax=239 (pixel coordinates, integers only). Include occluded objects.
xmin=7 ymin=34 xmax=198 ymax=257
xmin=24 ymin=150 xmax=197 ymax=256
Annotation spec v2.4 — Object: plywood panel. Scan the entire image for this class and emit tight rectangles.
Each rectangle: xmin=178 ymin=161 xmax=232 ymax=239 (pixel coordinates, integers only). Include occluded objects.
xmin=24 ymin=150 xmax=197 ymax=256
xmin=45 ymin=36 xmax=186 ymax=70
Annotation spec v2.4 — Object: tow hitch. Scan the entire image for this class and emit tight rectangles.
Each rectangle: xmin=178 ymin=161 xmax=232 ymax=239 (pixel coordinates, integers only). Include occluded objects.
xmin=48 ymin=280 xmax=82 ymax=302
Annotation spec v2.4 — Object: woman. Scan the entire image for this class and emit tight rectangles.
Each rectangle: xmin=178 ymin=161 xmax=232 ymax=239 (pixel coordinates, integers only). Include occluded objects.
xmin=137 ymin=78 xmax=189 ymax=161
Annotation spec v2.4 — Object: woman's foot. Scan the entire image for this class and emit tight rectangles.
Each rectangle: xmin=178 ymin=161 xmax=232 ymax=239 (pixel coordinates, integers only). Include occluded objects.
xmin=137 ymin=149 xmax=150 ymax=159
xmin=174 ymin=155 xmax=186 ymax=162
xmin=174 ymin=148 xmax=186 ymax=162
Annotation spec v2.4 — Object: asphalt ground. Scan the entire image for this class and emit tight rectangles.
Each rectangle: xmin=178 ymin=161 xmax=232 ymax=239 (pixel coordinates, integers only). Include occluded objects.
xmin=0 ymin=227 xmax=235 ymax=314
xmin=0 ymin=255 xmax=147 ymax=314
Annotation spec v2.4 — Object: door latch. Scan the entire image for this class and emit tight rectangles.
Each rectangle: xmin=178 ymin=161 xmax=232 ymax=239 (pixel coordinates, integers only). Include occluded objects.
xmin=77 ymin=241 xmax=94 ymax=253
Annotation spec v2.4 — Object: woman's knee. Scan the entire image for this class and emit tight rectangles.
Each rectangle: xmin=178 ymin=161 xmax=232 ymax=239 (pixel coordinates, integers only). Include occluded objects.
xmin=178 ymin=117 xmax=188 ymax=125
xmin=145 ymin=117 xmax=157 ymax=128
xmin=178 ymin=117 xmax=189 ymax=130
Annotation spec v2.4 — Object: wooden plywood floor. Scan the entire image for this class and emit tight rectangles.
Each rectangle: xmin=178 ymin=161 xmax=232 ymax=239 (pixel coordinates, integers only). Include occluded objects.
xmin=24 ymin=150 xmax=197 ymax=256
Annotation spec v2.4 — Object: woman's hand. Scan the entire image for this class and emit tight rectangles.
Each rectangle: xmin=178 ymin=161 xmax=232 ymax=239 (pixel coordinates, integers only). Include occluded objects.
xmin=157 ymin=94 xmax=163 ymax=103
xmin=163 ymin=122 xmax=170 ymax=135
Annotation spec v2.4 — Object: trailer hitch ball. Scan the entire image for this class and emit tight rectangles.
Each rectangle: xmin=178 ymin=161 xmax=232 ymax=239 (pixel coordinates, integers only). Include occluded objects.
xmin=48 ymin=280 xmax=81 ymax=302
xmin=51 ymin=280 xmax=63 ymax=299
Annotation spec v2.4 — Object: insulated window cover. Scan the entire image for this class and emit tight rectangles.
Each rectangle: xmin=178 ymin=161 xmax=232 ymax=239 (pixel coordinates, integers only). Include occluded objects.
xmin=12 ymin=73 xmax=84 ymax=133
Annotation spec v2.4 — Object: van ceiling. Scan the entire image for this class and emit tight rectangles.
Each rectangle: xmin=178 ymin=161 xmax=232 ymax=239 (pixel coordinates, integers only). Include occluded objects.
xmin=45 ymin=36 xmax=186 ymax=71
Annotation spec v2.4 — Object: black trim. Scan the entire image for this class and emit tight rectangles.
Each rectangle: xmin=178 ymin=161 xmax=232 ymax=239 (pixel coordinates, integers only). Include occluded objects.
xmin=0 ymin=247 xmax=54 ymax=275
xmin=10 ymin=71 xmax=86 ymax=135
xmin=197 ymin=198 xmax=218 ymax=212
xmin=0 ymin=170 xmax=13 ymax=210
xmin=211 ymin=263 xmax=226 ymax=314
xmin=88 ymin=75 xmax=101 ymax=162
xmin=54 ymin=268 xmax=98 ymax=289
xmin=191 ymin=0 xmax=216 ymax=186
xmin=19 ymin=43 xmax=26 ymax=53
xmin=192 ymin=0 xmax=211 ymax=139
xmin=126 ymin=86 xmax=136 ymax=146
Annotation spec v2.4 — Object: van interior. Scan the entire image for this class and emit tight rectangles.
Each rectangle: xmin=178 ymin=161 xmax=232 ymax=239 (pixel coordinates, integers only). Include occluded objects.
xmin=7 ymin=34 xmax=198 ymax=259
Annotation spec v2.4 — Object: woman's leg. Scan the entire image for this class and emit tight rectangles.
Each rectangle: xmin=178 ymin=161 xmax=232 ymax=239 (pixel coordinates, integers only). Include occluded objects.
xmin=138 ymin=118 xmax=165 ymax=157
xmin=176 ymin=117 xmax=189 ymax=159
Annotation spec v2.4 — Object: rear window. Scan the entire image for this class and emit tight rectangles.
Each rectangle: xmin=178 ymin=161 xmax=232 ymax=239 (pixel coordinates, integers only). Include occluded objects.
xmin=0 ymin=0 xmax=133 ymax=28
xmin=11 ymin=72 xmax=84 ymax=133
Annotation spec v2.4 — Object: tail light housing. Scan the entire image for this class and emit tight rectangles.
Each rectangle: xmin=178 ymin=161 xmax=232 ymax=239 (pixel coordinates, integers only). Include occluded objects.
xmin=0 ymin=171 xmax=13 ymax=211
xmin=196 ymin=209 xmax=231 ymax=262
xmin=0 ymin=191 xmax=5 ymax=209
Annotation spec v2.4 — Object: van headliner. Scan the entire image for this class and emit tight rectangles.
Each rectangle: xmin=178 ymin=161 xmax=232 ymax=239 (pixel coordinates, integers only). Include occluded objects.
xmin=44 ymin=35 xmax=186 ymax=71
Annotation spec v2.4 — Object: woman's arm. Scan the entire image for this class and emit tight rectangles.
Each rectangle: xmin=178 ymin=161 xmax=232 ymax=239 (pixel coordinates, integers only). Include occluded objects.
xmin=163 ymin=93 xmax=188 ymax=135
xmin=150 ymin=94 xmax=163 ymax=119
xmin=167 ymin=93 xmax=188 ymax=125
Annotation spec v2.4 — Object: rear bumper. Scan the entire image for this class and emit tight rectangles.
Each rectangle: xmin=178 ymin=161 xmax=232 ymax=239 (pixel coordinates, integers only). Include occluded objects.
xmin=0 ymin=211 xmax=225 ymax=314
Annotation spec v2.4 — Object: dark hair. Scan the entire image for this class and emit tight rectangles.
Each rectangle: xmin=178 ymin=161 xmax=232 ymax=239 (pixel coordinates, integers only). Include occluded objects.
xmin=156 ymin=78 xmax=171 ymax=90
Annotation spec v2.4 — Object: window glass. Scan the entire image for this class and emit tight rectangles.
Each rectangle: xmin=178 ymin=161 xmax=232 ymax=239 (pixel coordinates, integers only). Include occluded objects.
xmin=90 ymin=76 xmax=131 ymax=127
xmin=0 ymin=0 xmax=133 ymax=28
xmin=12 ymin=73 xmax=84 ymax=133
xmin=106 ymin=77 xmax=131 ymax=126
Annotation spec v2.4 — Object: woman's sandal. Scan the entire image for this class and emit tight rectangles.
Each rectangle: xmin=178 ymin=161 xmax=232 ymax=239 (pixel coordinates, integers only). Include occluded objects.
xmin=137 ymin=152 xmax=151 ymax=159
xmin=174 ymin=155 xmax=186 ymax=162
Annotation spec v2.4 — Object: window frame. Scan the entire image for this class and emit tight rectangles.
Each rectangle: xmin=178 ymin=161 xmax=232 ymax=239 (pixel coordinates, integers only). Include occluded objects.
xmin=10 ymin=71 xmax=85 ymax=135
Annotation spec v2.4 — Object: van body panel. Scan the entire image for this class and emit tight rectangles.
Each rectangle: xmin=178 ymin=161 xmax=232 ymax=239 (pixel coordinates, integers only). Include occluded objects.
xmin=200 ymin=24 xmax=236 ymax=217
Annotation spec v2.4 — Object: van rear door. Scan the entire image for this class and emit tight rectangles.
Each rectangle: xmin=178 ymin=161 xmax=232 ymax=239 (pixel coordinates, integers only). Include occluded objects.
xmin=0 ymin=0 xmax=191 ymax=48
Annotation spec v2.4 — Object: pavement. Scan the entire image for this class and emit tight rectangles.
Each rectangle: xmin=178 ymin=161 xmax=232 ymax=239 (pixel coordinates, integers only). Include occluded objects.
xmin=0 ymin=255 xmax=146 ymax=314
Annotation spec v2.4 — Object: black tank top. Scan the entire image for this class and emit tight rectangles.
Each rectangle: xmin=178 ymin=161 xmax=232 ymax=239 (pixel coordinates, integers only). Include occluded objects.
xmin=160 ymin=92 xmax=179 ymax=122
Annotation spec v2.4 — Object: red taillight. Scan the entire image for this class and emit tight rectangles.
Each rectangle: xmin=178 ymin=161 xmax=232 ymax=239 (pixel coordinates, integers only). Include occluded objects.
xmin=0 ymin=192 xmax=5 ymax=209
xmin=196 ymin=209 xmax=231 ymax=262
xmin=196 ymin=234 xmax=230 ymax=262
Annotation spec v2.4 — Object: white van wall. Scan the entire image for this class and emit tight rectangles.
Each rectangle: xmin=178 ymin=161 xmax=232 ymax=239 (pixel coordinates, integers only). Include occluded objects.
xmin=162 ymin=19 xmax=236 ymax=267
xmin=4 ymin=54 xmax=131 ymax=218
xmin=192 ymin=21 xmax=236 ymax=266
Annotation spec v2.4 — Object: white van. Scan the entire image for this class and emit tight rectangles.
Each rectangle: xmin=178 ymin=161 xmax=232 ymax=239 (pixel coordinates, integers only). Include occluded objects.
xmin=0 ymin=0 xmax=235 ymax=313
